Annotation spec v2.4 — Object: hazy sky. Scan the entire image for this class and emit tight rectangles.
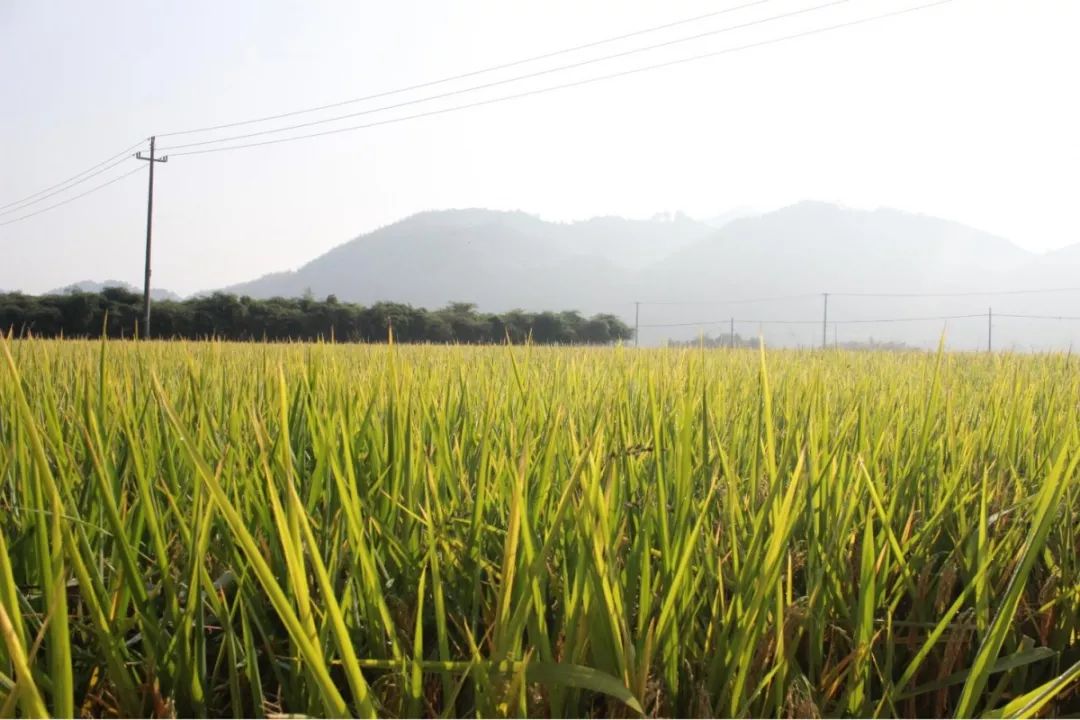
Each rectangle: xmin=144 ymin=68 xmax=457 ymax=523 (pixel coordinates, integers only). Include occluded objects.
xmin=1 ymin=0 xmax=1077 ymax=295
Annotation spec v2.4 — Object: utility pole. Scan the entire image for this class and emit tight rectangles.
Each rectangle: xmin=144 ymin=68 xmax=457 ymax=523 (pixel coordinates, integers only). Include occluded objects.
xmin=135 ymin=136 xmax=168 ymax=339
xmin=833 ymin=323 xmax=838 ymax=349
xmin=988 ymin=306 xmax=992 ymax=353
xmin=730 ymin=317 xmax=735 ymax=349
xmin=822 ymin=292 xmax=829 ymax=349
xmin=634 ymin=301 xmax=640 ymax=348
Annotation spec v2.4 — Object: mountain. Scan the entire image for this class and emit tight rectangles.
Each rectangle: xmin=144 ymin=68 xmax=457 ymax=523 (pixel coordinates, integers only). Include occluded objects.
xmin=632 ymin=202 xmax=1048 ymax=348
xmin=48 ymin=280 xmax=181 ymax=301
xmin=223 ymin=209 xmax=712 ymax=312
xmin=702 ymin=205 xmax=761 ymax=229
xmin=639 ymin=201 xmax=1032 ymax=301
xmin=214 ymin=202 xmax=1080 ymax=350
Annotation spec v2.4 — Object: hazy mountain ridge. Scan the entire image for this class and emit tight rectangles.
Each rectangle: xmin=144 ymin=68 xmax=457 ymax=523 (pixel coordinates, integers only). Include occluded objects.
xmin=215 ymin=202 xmax=1080 ymax=349
xmin=641 ymin=202 xmax=1035 ymax=299
xmin=47 ymin=280 xmax=181 ymax=302
xmin=223 ymin=209 xmax=650 ymax=311
xmin=35 ymin=202 xmax=1080 ymax=349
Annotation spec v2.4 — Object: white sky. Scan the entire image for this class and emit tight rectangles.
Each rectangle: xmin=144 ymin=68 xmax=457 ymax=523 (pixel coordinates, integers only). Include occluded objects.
xmin=1 ymin=0 xmax=1078 ymax=295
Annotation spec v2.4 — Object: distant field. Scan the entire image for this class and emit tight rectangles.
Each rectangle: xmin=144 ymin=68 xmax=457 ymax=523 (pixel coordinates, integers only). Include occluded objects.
xmin=1 ymin=340 xmax=1078 ymax=718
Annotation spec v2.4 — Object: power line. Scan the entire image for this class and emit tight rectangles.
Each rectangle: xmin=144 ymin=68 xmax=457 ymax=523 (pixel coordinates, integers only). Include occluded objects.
xmin=643 ymin=318 xmax=818 ymax=327
xmin=0 ymin=165 xmax=146 ymax=228
xmin=640 ymin=287 xmax=1080 ymax=308
xmin=639 ymin=293 xmax=819 ymax=306
xmin=159 ymin=0 xmax=849 ymax=153
xmin=641 ymin=312 xmax=985 ymax=328
xmin=996 ymin=313 xmax=1080 ymax=321
xmin=167 ymin=0 xmax=955 ymax=158
xmin=0 ymin=155 xmax=136 ymax=217
xmin=831 ymin=313 xmax=987 ymax=324
xmin=833 ymin=287 xmax=1080 ymax=297
xmin=0 ymin=140 xmax=145 ymax=212
xmin=156 ymin=0 xmax=779 ymax=139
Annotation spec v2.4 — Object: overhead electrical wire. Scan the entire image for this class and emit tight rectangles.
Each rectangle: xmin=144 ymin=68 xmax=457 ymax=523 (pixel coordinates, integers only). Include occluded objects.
xmin=0 ymin=139 xmax=145 ymax=212
xmin=642 ymin=318 xmax=819 ymax=327
xmin=996 ymin=313 xmax=1080 ymax=321
xmin=643 ymin=312 xmax=1080 ymax=330
xmin=0 ymin=165 xmax=146 ymax=228
xmin=158 ymin=0 xmax=850 ymax=152
xmin=157 ymin=0 xmax=780 ymax=139
xmin=829 ymin=313 xmax=988 ymax=324
xmin=639 ymin=293 xmax=820 ymax=306
xmin=167 ymin=0 xmax=955 ymax=158
xmin=833 ymin=287 xmax=1080 ymax=297
xmin=640 ymin=286 xmax=1080 ymax=309
xmin=641 ymin=313 xmax=986 ymax=328
xmin=0 ymin=155 xmax=136 ymax=217
xmin=156 ymin=0 xmax=786 ymax=139
xmin=0 ymin=0 xmax=956 ymax=229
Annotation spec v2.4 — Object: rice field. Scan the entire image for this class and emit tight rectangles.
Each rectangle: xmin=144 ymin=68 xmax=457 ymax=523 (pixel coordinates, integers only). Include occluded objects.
xmin=1 ymin=338 xmax=1078 ymax=718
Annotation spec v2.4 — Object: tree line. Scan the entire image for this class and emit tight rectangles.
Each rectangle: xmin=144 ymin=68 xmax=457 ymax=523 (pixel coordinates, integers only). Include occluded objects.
xmin=666 ymin=333 xmax=915 ymax=351
xmin=665 ymin=333 xmax=762 ymax=349
xmin=0 ymin=287 xmax=634 ymax=344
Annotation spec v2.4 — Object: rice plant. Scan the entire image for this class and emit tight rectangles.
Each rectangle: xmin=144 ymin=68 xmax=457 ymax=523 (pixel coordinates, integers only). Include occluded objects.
xmin=0 ymin=337 xmax=1077 ymax=717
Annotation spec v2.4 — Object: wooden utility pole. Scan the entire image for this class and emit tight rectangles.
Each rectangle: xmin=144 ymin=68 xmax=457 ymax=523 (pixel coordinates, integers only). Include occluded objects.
xmin=822 ymin=292 xmax=829 ymax=349
xmin=988 ymin=306 xmax=992 ymax=353
xmin=135 ymin=136 xmax=168 ymax=339
xmin=634 ymin=301 xmax=640 ymax=348
xmin=730 ymin=317 xmax=735 ymax=349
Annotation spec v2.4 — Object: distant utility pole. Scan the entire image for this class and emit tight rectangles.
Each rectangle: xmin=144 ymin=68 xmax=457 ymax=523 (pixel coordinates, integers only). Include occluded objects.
xmin=730 ymin=317 xmax=735 ymax=349
xmin=634 ymin=301 xmax=640 ymax=348
xmin=833 ymin=323 xmax=838 ymax=349
xmin=135 ymin=136 xmax=168 ymax=339
xmin=988 ymin=306 xmax=992 ymax=353
xmin=822 ymin=292 xmax=829 ymax=349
